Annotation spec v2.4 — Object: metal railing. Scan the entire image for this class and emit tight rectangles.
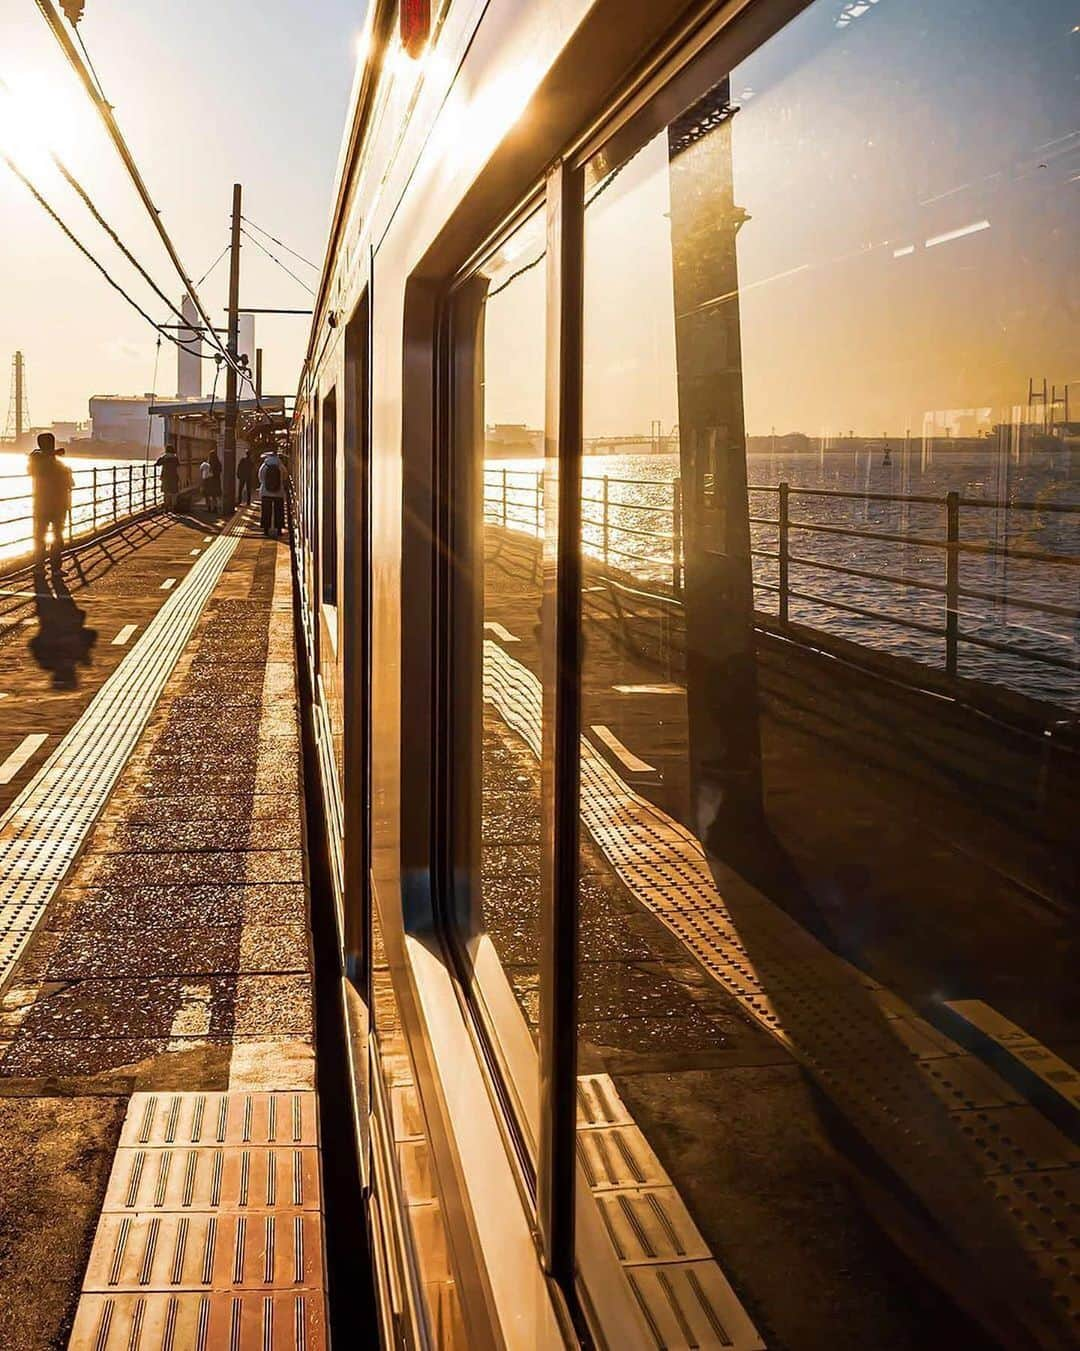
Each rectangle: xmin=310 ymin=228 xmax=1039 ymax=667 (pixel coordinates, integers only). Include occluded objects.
xmin=0 ymin=462 xmax=163 ymax=566
xmin=483 ymin=467 xmax=1080 ymax=699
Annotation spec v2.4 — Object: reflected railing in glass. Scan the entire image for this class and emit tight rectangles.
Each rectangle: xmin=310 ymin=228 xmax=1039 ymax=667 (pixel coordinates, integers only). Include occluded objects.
xmin=483 ymin=464 xmax=1080 ymax=710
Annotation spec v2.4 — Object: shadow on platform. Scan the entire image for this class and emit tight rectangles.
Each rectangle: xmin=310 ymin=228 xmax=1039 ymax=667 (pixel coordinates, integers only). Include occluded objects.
xmin=28 ymin=564 xmax=98 ymax=689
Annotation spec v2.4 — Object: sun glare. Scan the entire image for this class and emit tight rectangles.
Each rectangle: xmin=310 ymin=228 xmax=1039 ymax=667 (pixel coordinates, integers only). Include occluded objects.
xmin=0 ymin=72 xmax=88 ymax=178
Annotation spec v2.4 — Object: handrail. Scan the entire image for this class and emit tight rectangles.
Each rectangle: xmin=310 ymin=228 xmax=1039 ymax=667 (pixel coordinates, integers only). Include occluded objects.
xmin=0 ymin=460 xmax=163 ymax=564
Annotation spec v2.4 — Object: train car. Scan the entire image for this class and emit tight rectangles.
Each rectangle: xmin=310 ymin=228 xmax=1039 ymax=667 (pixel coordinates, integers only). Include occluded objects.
xmin=293 ymin=1 xmax=1079 ymax=1347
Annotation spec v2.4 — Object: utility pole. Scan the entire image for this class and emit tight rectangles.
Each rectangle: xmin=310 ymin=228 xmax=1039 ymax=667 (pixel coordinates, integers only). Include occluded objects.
xmin=255 ymin=347 xmax=263 ymax=401
xmin=223 ymin=182 xmax=242 ymax=513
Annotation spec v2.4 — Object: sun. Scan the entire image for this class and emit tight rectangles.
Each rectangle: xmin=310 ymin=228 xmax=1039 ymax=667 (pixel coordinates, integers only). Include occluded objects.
xmin=0 ymin=68 xmax=91 ymax=179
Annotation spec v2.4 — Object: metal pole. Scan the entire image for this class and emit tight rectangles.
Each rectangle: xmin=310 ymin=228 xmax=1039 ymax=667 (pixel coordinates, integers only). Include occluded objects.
xmin=112 ymin=466 xmax=118 ymax=523
xmin=501 ymin=467 xmax=507 ymax=528
xmin=601 ymin=475 xmax=609 ymax=567
xmin=672 ymin=479 xmax=683 ymax=596
xmin=255 ymin=347 xmax=263 ymax=401
xmin=223 ymin=182 xmax=242 ymax=514
xmin=92 ymin=467 xmax=98 ymax=531
xmin=778 ymin=481 xmax=789 ymax=624
xmin=128 ymin=464 xmax=134 ymax=518
xmin=945 ymin=491 xmax=959 ymax=676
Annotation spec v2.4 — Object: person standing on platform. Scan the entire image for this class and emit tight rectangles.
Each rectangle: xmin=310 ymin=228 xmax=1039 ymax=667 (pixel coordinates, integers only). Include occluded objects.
xmin=156 ymin=440 xmax=181 ymax=511
xmin=206 ymin=447 xmax=223 ymax=514
xmin=236 ymin=449 xmax=254 ymax=506
xmin=28 ymin=432 xmax=72 ymax=568
xmin=258 ymin=446 xmax=286 ymax=537
xmin=199 ymin=457 xmax=214 ymax=512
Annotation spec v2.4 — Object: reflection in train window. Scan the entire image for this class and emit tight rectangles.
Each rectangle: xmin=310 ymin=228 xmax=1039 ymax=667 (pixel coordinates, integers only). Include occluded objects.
xmin=321 ymin=387 xmax=338 ymax=606
xmin=449 ymin=207 xmax=548 ymax=1150
xmin=570 ymin=2 xmax=1078 ymax=1343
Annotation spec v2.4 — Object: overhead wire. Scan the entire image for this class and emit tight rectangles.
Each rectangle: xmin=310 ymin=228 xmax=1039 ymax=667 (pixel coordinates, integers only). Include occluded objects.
xmin=239 ymin=227 xmax=315 ymax=296
xmin=2 ymin=149 xmax=215 ymax=358
xmin=49 ymin=152 xmax=203 ymax=344
xmin=33 ymin=0 xmax=246 ymax=384
xmin=240 ymin=215 xmax=319 ymax=270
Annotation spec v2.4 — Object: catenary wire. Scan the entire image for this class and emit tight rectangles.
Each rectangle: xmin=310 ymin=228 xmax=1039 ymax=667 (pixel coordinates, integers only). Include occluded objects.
xmin=2 ymin=150 xmax=215 ymax=358
xmin=240 ymin=215 xmax=319 ymax=270
xmin=34 ymin=0 xmax=246 ymax=383
xmin=240 ymin=227 xmax=316 ymax=296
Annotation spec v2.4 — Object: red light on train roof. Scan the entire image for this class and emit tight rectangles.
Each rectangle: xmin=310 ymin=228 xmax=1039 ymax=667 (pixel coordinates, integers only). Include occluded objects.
xmin=400 ymin=0 xmax=431 ymax=58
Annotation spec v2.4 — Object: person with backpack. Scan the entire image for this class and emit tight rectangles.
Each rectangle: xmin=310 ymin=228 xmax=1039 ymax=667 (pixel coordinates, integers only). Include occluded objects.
xmin=258 ymin=447 xmax=286 ymax=536
xmin=28 ymin=432 xmax=73 ymax=568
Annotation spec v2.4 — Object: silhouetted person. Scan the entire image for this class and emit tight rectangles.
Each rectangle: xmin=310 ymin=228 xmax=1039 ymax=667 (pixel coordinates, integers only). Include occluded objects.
xmin=236 ymin=450 xmax=254 ymax=506
xmin=206 ymin=448 xmax=223 ymax=513
xmin=156 ymin=441 xmax=180 ymax=510
xmin=258 ymin=448 xmax=286 ymax=537
xmin=28 ymin=432 xmax=72 ymax=568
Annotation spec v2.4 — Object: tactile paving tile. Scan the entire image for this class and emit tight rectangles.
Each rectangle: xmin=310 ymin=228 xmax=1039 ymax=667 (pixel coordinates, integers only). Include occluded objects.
xmin=83 ymin=1212 xmax=324 ymax=1291
xmin=483 ymin=645 xmax=1080 ymax=1336
xmin=104 ymin=1146 xmax=322 ymax=1213
xmin=120 ymin=1091 xmax=318 ymax=1148
xmin=576 ymin=1076 xmax=763 ymax=1350
xmin=625 ymin=1261 xmax=763 ymax=1351
xmin=70 ymin=1092 xmax=328 ymax=1350
xmin=68 ymin=1291 xmax=326 ymax=1351
xmin=0 ymin=518 xmax=245 ymax=992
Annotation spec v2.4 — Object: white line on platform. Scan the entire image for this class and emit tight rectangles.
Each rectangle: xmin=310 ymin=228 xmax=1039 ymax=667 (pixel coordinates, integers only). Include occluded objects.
xmin=203 ymin=536 xmax=212 ymax=543
xmin=0 ymin=693 xmax=8 ymax=700
xmin=484 ymin=621 xmax=519 ymax=643
xmin=613 ymin=683 xmax=684 ymax=695
xmin=589 ymin=724 xmax=658 ymax=777
xmin=111 ymin=624 xmax=137 ymax=647
xmin=190 ymin=548 xmax=201 ymax=556
xmin=160 ymin=577 xmax=177 ymax=590
xmin=0 ymin=734 xmax=48 ymax=785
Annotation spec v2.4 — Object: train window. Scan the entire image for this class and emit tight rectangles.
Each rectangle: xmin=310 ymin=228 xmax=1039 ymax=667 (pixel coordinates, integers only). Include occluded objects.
xmin=321 ymin=387 xmax=338 ymax=608
xmin=573 ymin=2 xmax=1077 ymax=1343
xmin=448 ymin=205 xmax=548 ymax=1154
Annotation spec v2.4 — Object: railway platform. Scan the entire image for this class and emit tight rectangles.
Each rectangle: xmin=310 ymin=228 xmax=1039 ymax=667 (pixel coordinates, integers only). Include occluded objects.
xmin=0 ymin=506 xmax=331 ymax=1350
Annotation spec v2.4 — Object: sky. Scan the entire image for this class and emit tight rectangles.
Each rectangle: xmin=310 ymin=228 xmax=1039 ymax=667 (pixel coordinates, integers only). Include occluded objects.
xmin=0 ymin=0 xmax=364 ymax=425
xmin=483 ymin=0 xmax=1078 ymax=442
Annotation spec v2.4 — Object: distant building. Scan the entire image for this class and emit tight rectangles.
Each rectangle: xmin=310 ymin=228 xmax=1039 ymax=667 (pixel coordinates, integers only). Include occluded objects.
xmin=89 ymin=395 xmax=164 ymax=450
xmin=485 ymin=423 xmax=543 ymax=457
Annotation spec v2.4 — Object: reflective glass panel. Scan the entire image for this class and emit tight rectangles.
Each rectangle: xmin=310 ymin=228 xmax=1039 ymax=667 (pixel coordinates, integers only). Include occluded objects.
xmin=450 ymin=209 xmax=548 ymax=1148
xmin=575 ymin=3 xmax=1078 ymax=1344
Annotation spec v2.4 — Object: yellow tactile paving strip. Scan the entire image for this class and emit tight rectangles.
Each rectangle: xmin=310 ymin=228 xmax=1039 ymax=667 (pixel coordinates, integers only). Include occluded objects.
xmin=0 ymin=515 xmax=245 ymax=991
xmin=68 ymin=1091 xmax=328 ymax=1350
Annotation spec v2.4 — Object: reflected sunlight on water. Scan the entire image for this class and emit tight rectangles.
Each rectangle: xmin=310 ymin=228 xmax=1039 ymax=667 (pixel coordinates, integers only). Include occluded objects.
xmin=485 ymin=447 xmax=1080 ymax=709
xmin=0 ymin=450 xmax=157 ymax=565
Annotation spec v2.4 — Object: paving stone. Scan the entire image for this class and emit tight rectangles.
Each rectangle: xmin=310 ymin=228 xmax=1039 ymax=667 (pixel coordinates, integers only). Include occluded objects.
xmin=72 ymin=848 xmax=304 ymax=889
xmin=101 ymin=792 xmax=300 ymax=824
xmin=235 ymin=974 xmax=314 ymax=1038
xmin=87 ymin=816 xmax=303 ymax=854
xmin=49 ymin=884 xmax=307 ymax=930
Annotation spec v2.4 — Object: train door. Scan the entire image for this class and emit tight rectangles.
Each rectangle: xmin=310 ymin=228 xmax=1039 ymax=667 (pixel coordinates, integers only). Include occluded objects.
xmin=342 ymin=291 xmax=372 ymax=991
